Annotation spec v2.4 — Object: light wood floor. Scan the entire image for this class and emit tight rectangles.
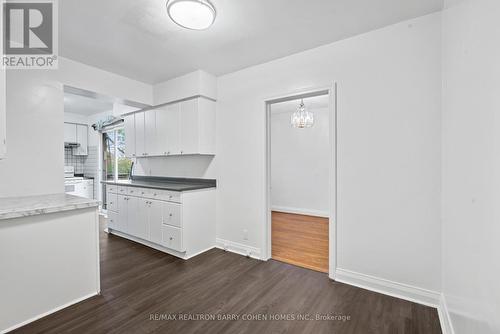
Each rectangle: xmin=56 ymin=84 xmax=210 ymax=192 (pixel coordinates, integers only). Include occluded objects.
xmin=271 ymin=211 xmax=329 ymax=273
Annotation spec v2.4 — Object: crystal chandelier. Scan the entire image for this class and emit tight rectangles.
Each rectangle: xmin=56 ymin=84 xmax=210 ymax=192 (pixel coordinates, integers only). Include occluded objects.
xmin=291 ymin=99 xmax=314 ymax=128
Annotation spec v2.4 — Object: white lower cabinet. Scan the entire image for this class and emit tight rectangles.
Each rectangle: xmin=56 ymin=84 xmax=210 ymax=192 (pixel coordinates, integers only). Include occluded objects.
xmin=106 ymin=184 xmax=215 ymax=259
xmin=128 ymin=197 xmax=147 ymax=240
xmin=117 ymin=195 xmax=129 ymax=233
xmin=162 ymin=225 xmax=183 ymax=252
xmin=107 ymin=211 xmax=118 ymax=230
xmin=148 ymin=200 xmax=163 ymax=245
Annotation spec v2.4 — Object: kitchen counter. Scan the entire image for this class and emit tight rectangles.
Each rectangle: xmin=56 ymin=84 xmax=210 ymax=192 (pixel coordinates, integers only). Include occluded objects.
xmin=101 ymin=176 xmax=216 ymax=192
xmin=0 ymin=193 xmax=99 ymax=221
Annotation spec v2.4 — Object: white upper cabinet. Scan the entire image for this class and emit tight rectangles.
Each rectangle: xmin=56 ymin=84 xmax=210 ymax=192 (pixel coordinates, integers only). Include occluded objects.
xmin=180 ymin=99 xmax=198 ymax=155
xmin=135 ymin=111 xmax=146 ymax=157
xmin=144 ymin=109 xmax=157 ymax=156
xmin=124 ymin=114 xmax=136 ymax=158
xmin=74 ymin=124 xmax=88 ymax=156
xmin=64 ymin=123 xmax=88 ymax=156
xmin=196 ymin=98 xmax=216 ymax=155
xmin=64 ymin=123 xmax=77 ymax=143
xmin=178 ymin=97 xmax=215 ymax=155
xmin=156 ymin=103 xmax=180 ymax=156
xmin=125 ymin=97 xmax=215 ymax=158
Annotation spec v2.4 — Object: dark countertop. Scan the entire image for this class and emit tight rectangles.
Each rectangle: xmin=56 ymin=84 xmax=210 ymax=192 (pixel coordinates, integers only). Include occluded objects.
xmin=101 ymin=176 xmax=216 ymax=192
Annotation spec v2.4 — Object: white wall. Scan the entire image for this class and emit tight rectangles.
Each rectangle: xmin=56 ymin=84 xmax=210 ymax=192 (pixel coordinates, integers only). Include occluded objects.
xmin=216 ymin=13 xmax=442 ymax=292
xmin=0 ymin=57 xmax=153 ymax=198
xmin=270 ymin=106 xmax=329 ymax=217
xmin=442 ymin=0 xmax=500 ymax=333
xmin=134 ymin=156 xmax=216 ymax=179
xmin=153 ymin=70 xmax=217 ymax=105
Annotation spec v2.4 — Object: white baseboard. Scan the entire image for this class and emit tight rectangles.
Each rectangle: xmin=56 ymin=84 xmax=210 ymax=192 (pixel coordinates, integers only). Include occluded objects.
xmin=438 ymin=293 xmax=455 ymax=334
xmin=216 ymin=238 xmax=262 ymax=260
xmin=335 ymin=268 xmax=440 ymax=308
xmin=271 ymin=205 xmax=329 ymax=218
xmin=1 ymin=292 xmax=98 ymax=334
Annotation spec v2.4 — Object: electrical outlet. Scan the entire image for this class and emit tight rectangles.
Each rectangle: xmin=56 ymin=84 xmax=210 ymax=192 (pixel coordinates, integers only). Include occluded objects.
xmin=243 ymin=229 xmax=248 ymax=241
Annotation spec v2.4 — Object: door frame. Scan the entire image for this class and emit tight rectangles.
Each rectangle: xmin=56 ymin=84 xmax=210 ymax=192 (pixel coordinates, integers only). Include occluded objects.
xmin=263 ymin=83 xmax=338 ymax=280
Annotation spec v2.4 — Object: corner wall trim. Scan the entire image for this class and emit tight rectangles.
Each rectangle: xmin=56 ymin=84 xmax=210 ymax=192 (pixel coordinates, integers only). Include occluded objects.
xmin=335 ymin=268 xmax=441 ymax=308
xmin=1 ymin=292 xmax=98 ymax=334
xmin=437 ymin=293 xmax=455 ymax=334
xmin=271 ymin=206 xmax=329 ymax=218
xmin=216 ymin=238 xmax=262 ymax=260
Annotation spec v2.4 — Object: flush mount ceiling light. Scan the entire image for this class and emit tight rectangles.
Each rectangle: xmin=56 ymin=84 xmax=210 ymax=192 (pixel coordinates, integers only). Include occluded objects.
xmin=291 ymin=99 xmax=314 ymax=128
xmin=166 ymin=0 xmax=216 ymax=30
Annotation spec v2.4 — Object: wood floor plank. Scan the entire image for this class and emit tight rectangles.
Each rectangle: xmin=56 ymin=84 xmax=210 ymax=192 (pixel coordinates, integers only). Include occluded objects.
xmin=12 ymin=218 xmax=441 ymax=334
xmin=271 ymin=211 xmax=329 ymax=273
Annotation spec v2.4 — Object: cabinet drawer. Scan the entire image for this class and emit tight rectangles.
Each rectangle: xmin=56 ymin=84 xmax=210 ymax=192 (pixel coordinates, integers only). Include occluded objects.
xmin=106 ymin=185 xmax=117 ymax=193
xmin=150 ymin=189 xmax=181 ymax=203
xmin=117 ymin=186 xmax=127 ymax=195
xmin=161 ymin=225 xmax=183 ymax=252
xmin=127 ymin=187 xmax=141 ymax=196
xmin=107 ymin=211 xmax=118 ymax=230
xmin=162 ymin=202 xmax=181 ymax=228
xmin=106 ymin=192 xmax=117 ymax=212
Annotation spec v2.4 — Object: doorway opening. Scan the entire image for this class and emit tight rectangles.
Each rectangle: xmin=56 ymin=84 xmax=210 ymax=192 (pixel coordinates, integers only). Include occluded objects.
xmin=265 ymin=86 xmax=336 ymax=277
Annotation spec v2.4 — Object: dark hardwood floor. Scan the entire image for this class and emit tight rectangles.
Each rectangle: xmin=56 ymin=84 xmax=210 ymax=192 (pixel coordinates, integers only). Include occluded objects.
xmin=13 ymin=219 xmax=442 ymax=334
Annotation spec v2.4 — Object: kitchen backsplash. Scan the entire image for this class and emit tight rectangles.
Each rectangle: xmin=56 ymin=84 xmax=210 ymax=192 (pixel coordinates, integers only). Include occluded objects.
xmin=65 ymin=146 xmax=99 ymax=199
xmin=65 ymin=146 xmax=98 ymax=176
xmin=64 ymin=147 xmax=86 ymax=174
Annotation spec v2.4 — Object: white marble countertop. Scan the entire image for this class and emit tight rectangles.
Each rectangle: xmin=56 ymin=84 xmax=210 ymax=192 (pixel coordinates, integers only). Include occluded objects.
xmin=0 ymin=193 xmax=99 ymax=221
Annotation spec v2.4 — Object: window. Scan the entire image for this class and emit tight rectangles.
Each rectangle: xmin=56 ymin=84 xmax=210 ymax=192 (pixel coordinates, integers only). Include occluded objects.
xmin=103 ymin=128 xmax=132 ymax=182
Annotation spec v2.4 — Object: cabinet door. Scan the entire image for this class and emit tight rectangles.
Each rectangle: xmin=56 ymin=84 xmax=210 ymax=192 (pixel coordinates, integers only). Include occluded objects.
xmin=117 ymin=195 xmax=129 ymax=233
xmin=135 ymin=112 xmax=145 ymax=157
xmin=144 ymin=111 xmax=157 ymax=156
xmin=64 ymin=123 xmax=77 ymax=143
xmin=155 ymin=108 xmax=167 ymax=156
xmin=124 ymin=114 xmax=136 ymax=158
xmin=127 ymin=196 xmax=146 ymax=239
xmin=148 ymin=200 xmax=163 ymax=245
xmin=166 ymin=104 xmax=181 ymax=155
xmin=108 ymin=211 xmax=118 ymax=230
xmin=75 ymin=124 xmax=88 ymax=156
xmin=180 ymin=99 xmax=198 ymax=155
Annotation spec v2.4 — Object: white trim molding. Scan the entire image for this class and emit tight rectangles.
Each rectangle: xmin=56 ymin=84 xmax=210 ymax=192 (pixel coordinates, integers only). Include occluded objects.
xmin=1 ymin=292 xmax=98 ymax=334
xmin=216 ymin=238 xmax=262 ymax=260
xmin=271 ymin=206 xmax=329 ymax=218
xmin=335 ymin=268 xmax=441 ymax=308
xmin=438 ymin=293 xmax=455 ymax=334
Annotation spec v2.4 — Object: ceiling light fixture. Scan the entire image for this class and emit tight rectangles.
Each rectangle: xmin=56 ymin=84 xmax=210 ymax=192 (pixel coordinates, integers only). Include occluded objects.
xmin=166 ymin=0 xmax=216 ymax=30
xmin=291 ymin=99 xmax=314 ymax=128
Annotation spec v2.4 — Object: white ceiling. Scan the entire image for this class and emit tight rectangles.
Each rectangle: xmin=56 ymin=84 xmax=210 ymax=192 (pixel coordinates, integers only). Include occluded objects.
xmin=60 ymin=0 xmax=443 ymax=84
xmin=64 ymin=93 xmax=113 ymax=116
xmin=271 ymin=95 xmax=329 ymax=115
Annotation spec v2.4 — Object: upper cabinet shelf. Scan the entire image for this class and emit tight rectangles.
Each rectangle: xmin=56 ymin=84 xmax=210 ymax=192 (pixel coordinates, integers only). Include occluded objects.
xmin=124 ymin=97 xmax=216 ymax=158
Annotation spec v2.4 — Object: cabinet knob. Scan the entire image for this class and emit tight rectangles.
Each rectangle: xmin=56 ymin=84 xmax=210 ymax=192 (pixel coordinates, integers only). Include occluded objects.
xmin=169 ymin=237 xmax=173 ymax=241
